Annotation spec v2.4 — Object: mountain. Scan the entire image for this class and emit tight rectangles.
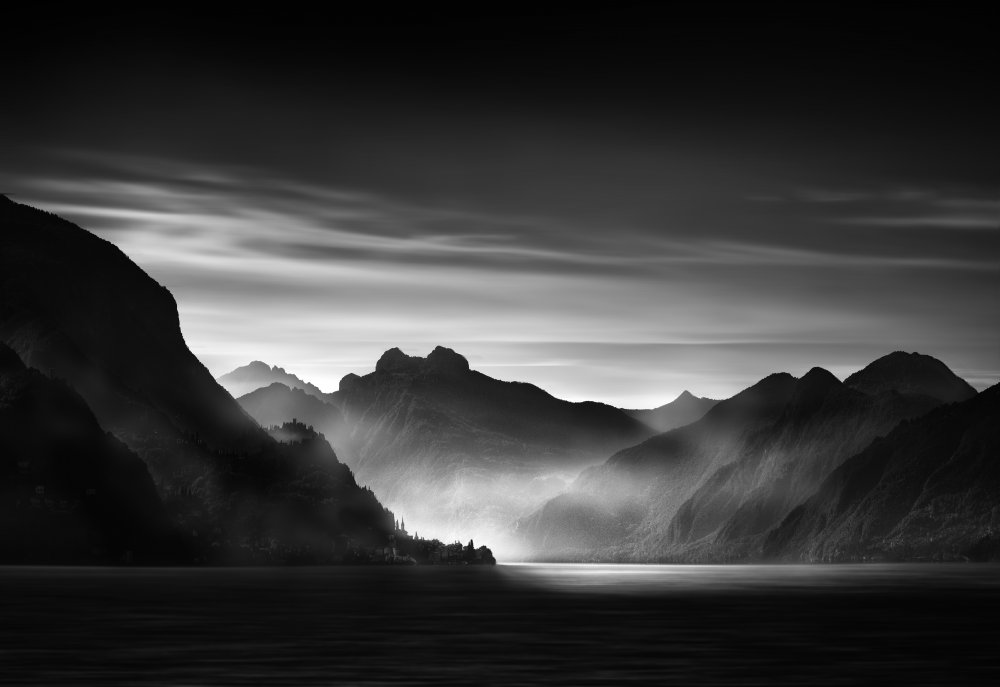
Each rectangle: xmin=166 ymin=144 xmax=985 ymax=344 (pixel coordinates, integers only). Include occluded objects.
xmin=324 ymin=346 xmax=655 ymax=553
xmin=0 ymin=196 xmax=253 ymax=454
xmin=0 ymin=197 xmax=395 ymax=562
xmin=764 ymin=383 xmax=1000 ymax=561
xmin=0 ymin=343 xmax=177 ymax=563
xmin=517 ymin=372 xmax=800 ymax=559
xmin=519 ymin=354 xmax=975 ymax=561
xmin=625 ymin=390 xmax=719 ymax=433
xmin=844 ymin=350 xmax=977 ymax=403
xmin=237 ymin=382 xmax=343 ymax=437
xmin=218 ymin=361 xmax=328 ymax=400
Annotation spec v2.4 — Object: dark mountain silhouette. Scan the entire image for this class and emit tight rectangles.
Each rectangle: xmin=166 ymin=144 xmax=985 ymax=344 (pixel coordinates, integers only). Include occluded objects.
xmin=0 ymin=196 xmax=253 ymax=452
xmin=323 ymin=345 xmax=655 ymax=551
xmin=218 ymin=361 xmax=328 ymax=401
xmin=0 ymin=343 xmax=178 ymax=563
xmin=844 ymin=350 xmax=977 ymax=403
xmin=625 ymin=390 xmax=718 ymax=433
xmin=0 ymin=197 xmax=395 ymax=562
xmin=519 ymin=354 xmax=974 ymax=561
xmin=237 ymin=382 xmax=343 ymax=439
xmin=764 ymin=383 xmax=1000 ymax=561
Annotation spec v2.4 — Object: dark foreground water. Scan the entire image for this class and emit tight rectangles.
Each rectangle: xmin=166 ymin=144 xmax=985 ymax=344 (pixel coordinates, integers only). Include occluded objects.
xmin=2 ymin=563 xmax=999 ymax=685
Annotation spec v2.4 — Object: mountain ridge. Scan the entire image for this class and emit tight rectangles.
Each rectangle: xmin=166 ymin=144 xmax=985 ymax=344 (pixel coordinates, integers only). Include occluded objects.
xmin=519 ymin=354 xmax=977 ymax=562
xmin=218 ymin=361 xmax=329 ymax=400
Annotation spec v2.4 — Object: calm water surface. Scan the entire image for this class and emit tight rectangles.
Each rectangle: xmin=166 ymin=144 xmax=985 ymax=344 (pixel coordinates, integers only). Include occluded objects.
xmin=1 ymin=563 xmax=998 ymax=685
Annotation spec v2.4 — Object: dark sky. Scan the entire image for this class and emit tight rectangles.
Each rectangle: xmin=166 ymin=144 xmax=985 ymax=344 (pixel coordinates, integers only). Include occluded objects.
xmin=3 ymin=6 xmax=998 ymax=404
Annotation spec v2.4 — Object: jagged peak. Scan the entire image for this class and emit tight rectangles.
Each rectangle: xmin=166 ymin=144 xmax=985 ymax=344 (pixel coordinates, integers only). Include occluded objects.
xmin=426 ymin=345 xmax=470 ymax=374
xmin=374 ymin=346 xmax=470 ymax=376
xmin=675 ymin=390 xmax=696 ymax=402
xmin=375 ymin=347 xmax=421 ymax=374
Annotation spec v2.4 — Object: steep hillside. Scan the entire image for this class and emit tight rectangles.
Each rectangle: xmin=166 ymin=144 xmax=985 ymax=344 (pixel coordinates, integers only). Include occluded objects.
xmin=0 ymin=197 xmax=396 ymax=562
xmin=238 ymin=383 xmax=343 ymax=438
xmin=764 ymin=384 xmax=1000 ymax=561
xmin=517 ymin=373 xmax=799 ymax=559
xmin=0 ymin=196 xmax=255 ymax=452
xmin=0 ymin=344 xmax=177 ymax=563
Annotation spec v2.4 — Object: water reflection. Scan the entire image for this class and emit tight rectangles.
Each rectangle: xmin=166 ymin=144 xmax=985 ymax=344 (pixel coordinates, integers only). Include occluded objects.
xmin=502 ymin=562 xmax=1000 ymax=594
xmin=1 ymin=564 xmax=998 ymax=685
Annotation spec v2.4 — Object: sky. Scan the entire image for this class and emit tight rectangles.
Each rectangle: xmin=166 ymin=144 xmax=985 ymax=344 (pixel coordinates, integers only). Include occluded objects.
xmin=2 ymin=7 xmax=998 ymax=406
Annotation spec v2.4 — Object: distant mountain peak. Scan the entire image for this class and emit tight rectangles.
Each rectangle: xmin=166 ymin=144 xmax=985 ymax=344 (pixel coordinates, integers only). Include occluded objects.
xmin=625 ymin=389 xmax=719 ymax=433
xmin=845 ymin=351 xmax=976 ymax=403
xmin=787 ymin=367 xmax=846 ymax=414
xmin=426 ymin=346 xmax=470 ymax=374
xmin=375 ymin=347 xmax=421 ymax=374
xmin=798 ymin=366 xmax=841 ymax=389
xmin=374 ymin=346 xmax=470 ymax=376
xmin=217 ymin=360 xmax=327 ymax=400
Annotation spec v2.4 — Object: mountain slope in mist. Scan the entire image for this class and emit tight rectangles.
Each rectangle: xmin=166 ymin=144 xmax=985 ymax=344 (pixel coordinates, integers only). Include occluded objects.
xmin=519 ymin=353 xmax=975 ymax=561
xmin=323 ymin=346 xmax=656 ymax=551
xmin=0 ymin=197 xmax=395 ymax=562
xmin=764 ymin=383 xmax=1000 ymax=561
xmin=238 ymin=382 xmax=343 ymax=437
xmin=517 ymin=372 xmax=799 ymax=558
xmin=0 ymin=343 xmax=178 ymax=563
xmin=625 ymin=390 xmax=718 ymax=433
xmin=218 ymin=361 xmax=328 ymax=400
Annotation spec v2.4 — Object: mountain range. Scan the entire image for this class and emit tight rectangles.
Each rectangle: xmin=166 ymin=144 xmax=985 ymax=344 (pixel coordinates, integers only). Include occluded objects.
xmin=226 ymin=350 xmax=725 ymax=553
xmin=517 ymin=353 xmax=987 ymax=561
xmin=223 ymin=346 xmax=996 ymax=563
xmin=3 ymin=194 xmax=996 ymax=564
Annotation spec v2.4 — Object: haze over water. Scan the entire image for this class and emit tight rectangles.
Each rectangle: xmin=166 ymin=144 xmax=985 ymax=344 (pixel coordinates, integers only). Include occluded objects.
xmin=3 ymin=564 xmax=998 ymax=685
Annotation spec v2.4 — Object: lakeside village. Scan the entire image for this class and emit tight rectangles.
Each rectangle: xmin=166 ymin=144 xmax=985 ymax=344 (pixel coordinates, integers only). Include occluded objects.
xmin=195 ymin=520 xmax=498 ymax=567
xmin=341 ymin=520 xmax=497 ymax=566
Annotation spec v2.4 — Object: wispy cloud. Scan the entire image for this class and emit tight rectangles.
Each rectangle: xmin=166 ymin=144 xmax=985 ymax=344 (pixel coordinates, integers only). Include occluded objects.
xmin=2 ymin=151 xmax=997 ymax=405
xmin=834 ymin=215 xmax=998 ymax=230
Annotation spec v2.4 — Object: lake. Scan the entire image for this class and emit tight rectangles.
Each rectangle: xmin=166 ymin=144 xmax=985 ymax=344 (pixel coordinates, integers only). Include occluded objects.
xmin=1 ymin=563 xmax=998 ymax=685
